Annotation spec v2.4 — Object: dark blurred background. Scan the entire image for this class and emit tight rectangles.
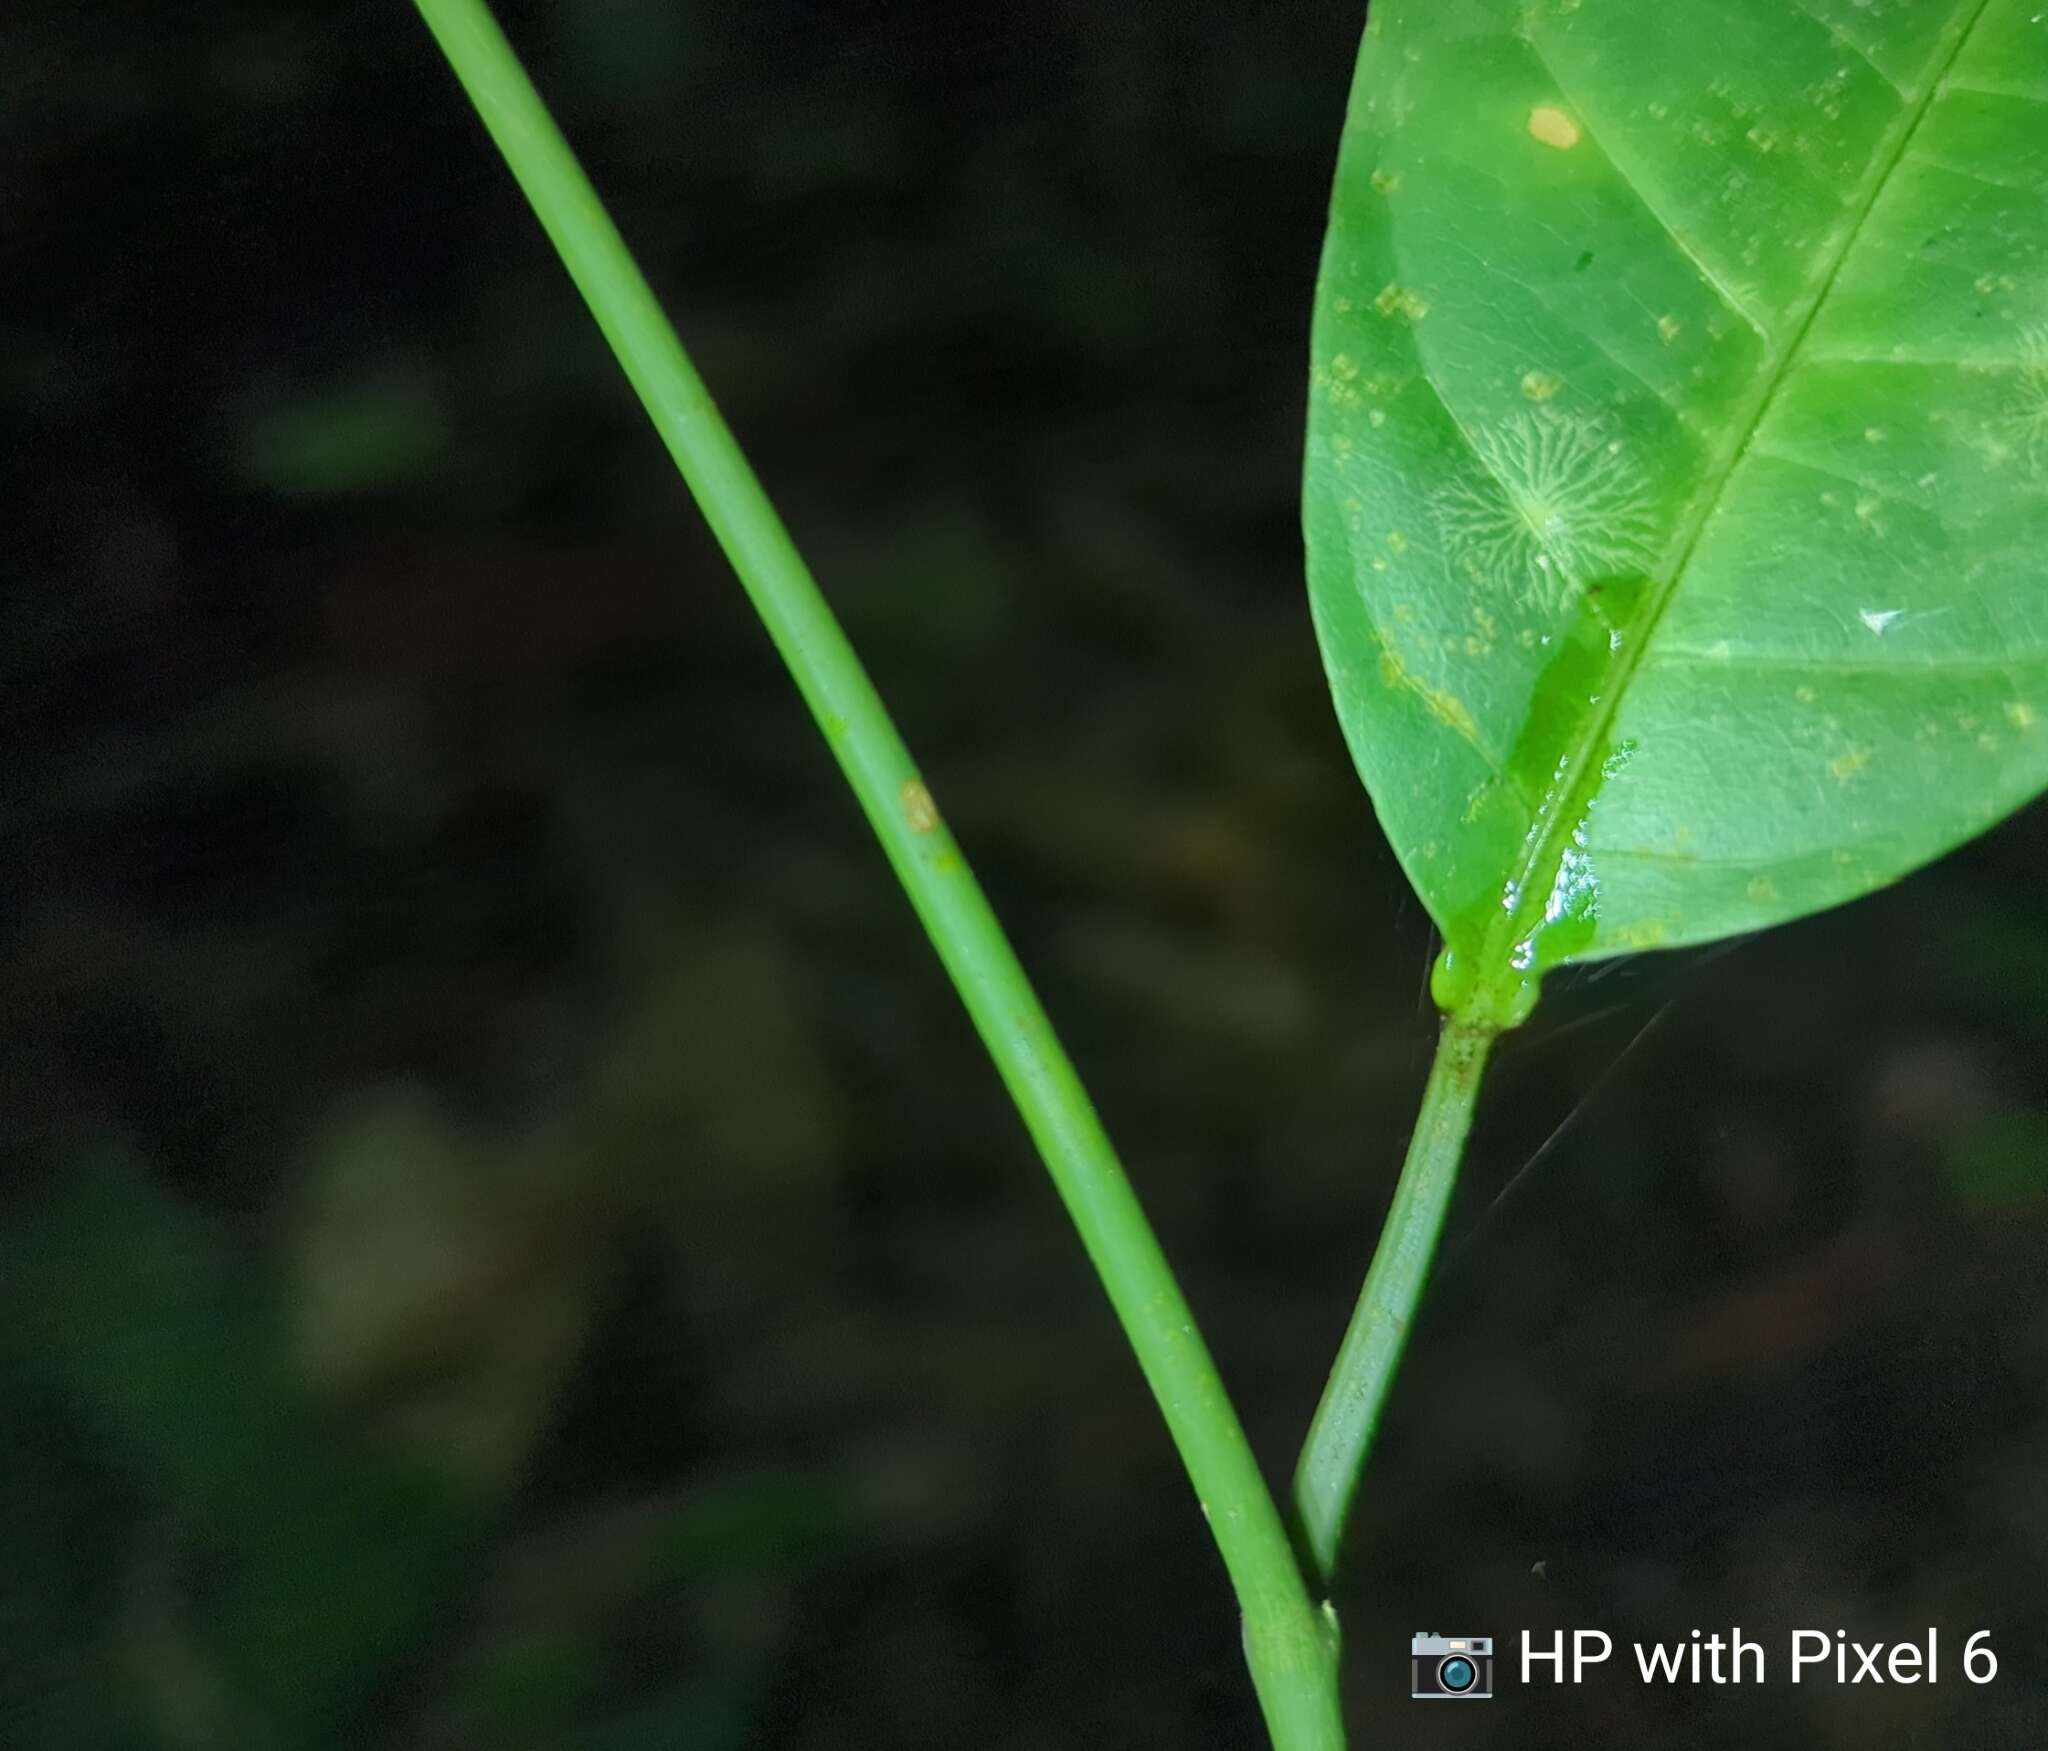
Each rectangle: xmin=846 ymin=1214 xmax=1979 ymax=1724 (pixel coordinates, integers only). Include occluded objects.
xmin=5 ymin=2 xmax=2048 ymax=1747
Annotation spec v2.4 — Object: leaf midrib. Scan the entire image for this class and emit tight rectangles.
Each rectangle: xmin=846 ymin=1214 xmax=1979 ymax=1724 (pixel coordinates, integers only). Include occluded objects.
xmin=1468 ymin=0 xmax=1998 ymax=991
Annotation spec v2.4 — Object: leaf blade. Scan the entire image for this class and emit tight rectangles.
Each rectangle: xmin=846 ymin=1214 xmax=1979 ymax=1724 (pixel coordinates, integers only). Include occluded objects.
xmin=1306 ymin=0 xmax=2048 ymax=1018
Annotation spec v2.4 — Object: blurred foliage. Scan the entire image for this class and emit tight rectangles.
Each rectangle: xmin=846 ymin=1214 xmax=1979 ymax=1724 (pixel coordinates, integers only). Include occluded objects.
xmin=4 ymin=1 xmax=2048 ymax=1747
xmin=230 ymin=359 xmax=455 ymax=499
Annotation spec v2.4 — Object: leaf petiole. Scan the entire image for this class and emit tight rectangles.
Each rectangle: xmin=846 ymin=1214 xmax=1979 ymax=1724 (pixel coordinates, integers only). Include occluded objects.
xmin=1293 ymin=1009 xmax=1499 ymax=1583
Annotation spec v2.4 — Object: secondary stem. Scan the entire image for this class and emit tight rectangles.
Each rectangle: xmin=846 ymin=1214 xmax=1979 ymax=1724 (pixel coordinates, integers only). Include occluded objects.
xmin=408 ymin=0 xmax=1343 ymax=1741
xmin=1294 ymin=1013 xmax=1497 ymax=1582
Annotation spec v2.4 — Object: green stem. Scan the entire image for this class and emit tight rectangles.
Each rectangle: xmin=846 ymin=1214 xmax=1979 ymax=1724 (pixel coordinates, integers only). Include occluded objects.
xmin=1293 ymin=1014 xmax=1497 ymax=1582
xmin=407 ymin=1 xmax=1343 ymax=1742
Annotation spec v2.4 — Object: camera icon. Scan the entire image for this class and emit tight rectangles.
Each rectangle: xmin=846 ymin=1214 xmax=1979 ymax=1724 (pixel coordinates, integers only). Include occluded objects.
xmin=1411 ymin=1633 xmax=1493 ymax=1700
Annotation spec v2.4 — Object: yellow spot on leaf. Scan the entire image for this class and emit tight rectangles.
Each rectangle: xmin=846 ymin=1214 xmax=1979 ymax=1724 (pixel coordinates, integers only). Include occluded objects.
xmin=2006 ymin=701 xmax=2038 ymax=730
xmin=1657 ymin=315 xmax=1681 ymax=343
xmin=1370 ymin=168 xmax=1400 ymax=194
xmin=1374 ymin=283 xmax=1431 ymax=321
xmin=1527 ymin=105 xmax=1581 ymax=149
xmin=1521 ymin=370 xmax=1562 ymax=401
xmin=1827 ymin=749 xmax=1869 ymax=783
xmin=1616 ymin=918 xmax=1673 ymax=948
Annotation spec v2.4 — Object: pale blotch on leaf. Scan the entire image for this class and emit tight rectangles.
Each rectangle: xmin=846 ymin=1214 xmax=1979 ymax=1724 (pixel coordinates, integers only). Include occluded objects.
xmin=1527 ymin=105 xmax=1581 ymax=149
xmin=1996 ymin=323 xmax=2048 ymax=471
xmin=1657 ymin=315 xmax=1682 ymax=344
xmin=1614 ymin=917 xmax=1674 ymax=949
xmin=1828 ymin=748 xmax=1870 ymax=783
xmin=1374 ymin=283 xmax=1431 ymax=321
xmin=1370 ymin=168 xmax=1401 ymax=194
xmin=1315 ymin=352 xmax=1367 ymax=409
xmin=2006 ymin=701 xmax=2038 ymax=731
xmin=1433 ymin=411 xmax=1660 ymax=614
xmin=1521 ymin=370 xmax=1562 ymax=401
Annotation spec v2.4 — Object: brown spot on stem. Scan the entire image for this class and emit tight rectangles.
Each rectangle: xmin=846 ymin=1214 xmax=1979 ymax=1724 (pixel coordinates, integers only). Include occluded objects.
xmin=900 ymin=778 xmax=940 ymax=833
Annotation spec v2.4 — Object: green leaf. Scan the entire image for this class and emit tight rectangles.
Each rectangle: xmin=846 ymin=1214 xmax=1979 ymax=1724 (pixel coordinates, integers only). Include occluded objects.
xmin=1304 ymin=0 xmax=2048 ymax=1026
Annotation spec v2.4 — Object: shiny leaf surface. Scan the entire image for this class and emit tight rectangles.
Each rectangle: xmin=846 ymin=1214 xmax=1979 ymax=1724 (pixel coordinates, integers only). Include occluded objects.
xmin=1304 ymin=0 xmax=2048 ymax=1024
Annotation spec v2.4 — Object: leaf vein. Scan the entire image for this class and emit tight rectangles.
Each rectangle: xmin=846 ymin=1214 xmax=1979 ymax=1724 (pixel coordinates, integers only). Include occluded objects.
xmin=1562 ymin=309 xmax=1691 ymax=418
xmin=1941 ymin=77 xmax=2048 ymax=104
xmin=1786 ymin=0 xmax=1909 ymax=100
xmin=1594 ymin=842 xmax=1897 ymax=871
xmin=1746 ymin=441 xmax=1893 ymax=498
xmin=1901 ymin=149 xmax=2043 ymax=194
xmin=1485 ymin=0 xmax=2001 ymax=978
xmin=1522 ymin=33 xmax=1774 ymax=344
xmin=1648 ymin=648 xmax=2047 ymax=677
xmin=1802 ymin=347 xmax=2042 ymax=370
